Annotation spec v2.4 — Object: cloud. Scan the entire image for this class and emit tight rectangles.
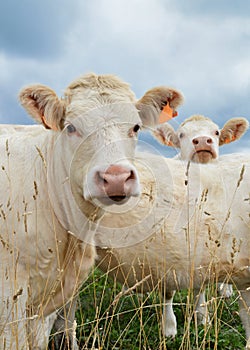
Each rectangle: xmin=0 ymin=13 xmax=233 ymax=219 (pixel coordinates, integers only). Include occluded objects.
xmin=171 ymin=0 xmax=250 ymax=18
xmin=0 ymin=0 xmax=249 ymax=152
xmin=0 ymin=0 xmax=81 ymax=59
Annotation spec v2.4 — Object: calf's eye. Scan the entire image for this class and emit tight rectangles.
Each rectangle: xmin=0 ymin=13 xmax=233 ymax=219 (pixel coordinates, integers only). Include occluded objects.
xmin=215 ymin=130 xmax=220 ymax=136
xmin=179 ymin=132 xmax=184 ymax=139
xmin=67 ymin=124 xmax=77 ymax=134
xmin=133 ymin=124 xmax=140 ymax=133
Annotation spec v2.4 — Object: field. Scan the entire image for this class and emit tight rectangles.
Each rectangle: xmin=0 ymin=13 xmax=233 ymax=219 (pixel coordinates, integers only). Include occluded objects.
xmin=49 ymin=268 xmax=246 ymax=350
xmin=1 ymin=132 xmax=248 ymax=349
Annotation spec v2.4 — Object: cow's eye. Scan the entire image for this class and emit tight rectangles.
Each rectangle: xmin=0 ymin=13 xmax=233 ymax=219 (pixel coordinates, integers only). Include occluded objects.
xmin=133 ymin=124 xmax=141 ymax=133
xmin=179 ymin=132 xmax=184 ymax=139
xmin=215 ymin=130 xmax=220 ymax=136
xmin=67 ymin=124 xmax=77 ymax=134
xmin=128 ymin=124 xmax=141 ymax=137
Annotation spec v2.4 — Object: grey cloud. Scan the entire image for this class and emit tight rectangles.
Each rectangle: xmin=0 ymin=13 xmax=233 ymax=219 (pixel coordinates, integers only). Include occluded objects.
xmin=0 ymin=0 xmax=250 ymax=153
xmin=170 ymin=0 xmax=250 ymax=18
xmin=0 ymin=0 xmax=80 ymax=59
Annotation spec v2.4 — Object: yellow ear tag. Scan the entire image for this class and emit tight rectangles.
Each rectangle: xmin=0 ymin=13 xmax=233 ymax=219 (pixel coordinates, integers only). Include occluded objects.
xmin=159 ymin=103 xmax=178 ymax=124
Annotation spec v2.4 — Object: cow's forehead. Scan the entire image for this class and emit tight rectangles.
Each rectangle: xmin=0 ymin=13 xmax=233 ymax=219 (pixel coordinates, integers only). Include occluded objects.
xmin=66 ymin=102 xmax=141 ymax=133
xmin=65 ymin=82 xmax=136 ymax=107
xmin=179 ymin=120 xmax=219 ymax=135
xmin=66 ymin=88 xmax=136 ymax=106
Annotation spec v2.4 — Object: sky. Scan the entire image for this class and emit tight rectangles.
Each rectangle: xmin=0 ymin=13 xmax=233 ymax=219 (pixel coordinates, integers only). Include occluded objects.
xmin=0 ymin=0 xmax=250 ymax=157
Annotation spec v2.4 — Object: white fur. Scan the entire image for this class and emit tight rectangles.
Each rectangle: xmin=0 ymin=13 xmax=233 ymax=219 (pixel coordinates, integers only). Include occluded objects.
xmin=154 ymin=115 xmax=249 ymax=163
xmin=96 ymin=153 xmax=250 ymax=348
xmin=152 ymin=115 xmax=249 ymax=336
xmin=0 ymin=73 xmax=179 ymax=349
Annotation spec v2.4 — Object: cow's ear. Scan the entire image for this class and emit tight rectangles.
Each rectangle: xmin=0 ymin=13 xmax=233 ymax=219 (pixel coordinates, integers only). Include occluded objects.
xmin=219 ymin=117 xmax=249 ymax=145
xmin=152 ymin=124 xmax=180 ymax=148
xmin=19 ymin=84 xmax=65 ymax=130
xmin=136 ymin=87 xmax=184 ymax=127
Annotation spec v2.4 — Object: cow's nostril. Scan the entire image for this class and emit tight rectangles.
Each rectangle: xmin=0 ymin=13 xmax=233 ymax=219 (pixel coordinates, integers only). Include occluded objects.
xmin=207 ymin=138 xmax=213 ymax=144
xmin=128 ymin=170 xmax=136 ymax=181
xmin=193 ymin=138 xmax=199 ymax=145
xmin=96 ymin=171 xmax=107 ymax=185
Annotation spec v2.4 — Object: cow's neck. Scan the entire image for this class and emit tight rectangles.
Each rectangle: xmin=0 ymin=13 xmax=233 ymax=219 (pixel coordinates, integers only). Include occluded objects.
xmin=46 ymin=133 xmax=103 ymax=242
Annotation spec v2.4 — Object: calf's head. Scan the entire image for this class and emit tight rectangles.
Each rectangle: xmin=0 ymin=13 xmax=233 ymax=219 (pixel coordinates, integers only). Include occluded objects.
xmin=19 ymin=73 xmax=184 ymax=205
xmin=154 ymin=114 xmax=249 ymax=163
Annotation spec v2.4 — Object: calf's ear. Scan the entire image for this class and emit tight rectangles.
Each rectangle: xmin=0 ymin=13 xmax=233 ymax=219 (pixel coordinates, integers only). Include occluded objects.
xmin=153 ymin=124 xmax=180 ymax=148
xmin=219 ymin=117 xmax=249 ymax=145
xmin=136 ymin=86 xmax=184 ymax=127
xmin=19 ymin=84 xmax=65 ymax=130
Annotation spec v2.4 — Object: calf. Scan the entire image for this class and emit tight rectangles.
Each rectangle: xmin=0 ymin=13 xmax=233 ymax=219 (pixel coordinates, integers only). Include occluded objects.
xmin=152 ymin=114 xmax=249 ymax=336
xmin=154 ymin=114 xmax=249 ymax=162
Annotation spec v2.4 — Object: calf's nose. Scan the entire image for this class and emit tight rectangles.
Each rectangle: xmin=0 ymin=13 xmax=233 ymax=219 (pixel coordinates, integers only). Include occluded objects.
xmin=192 ymin=136 xmax=213 ymax=146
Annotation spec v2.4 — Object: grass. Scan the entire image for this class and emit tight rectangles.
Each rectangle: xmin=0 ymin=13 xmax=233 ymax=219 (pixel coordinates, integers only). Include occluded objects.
xmin=69 ymin=268 xmax=246 ymax=350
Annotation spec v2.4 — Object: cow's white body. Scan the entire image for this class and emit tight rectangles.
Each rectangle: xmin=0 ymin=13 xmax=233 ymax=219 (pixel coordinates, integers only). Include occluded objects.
xmin=96 ymin=153 xmax=250 ymax=348
xmin=0 ymin=74 xmax=184 ymax=349
xmin=0 ymin=127 xmax=96 ymax=349
xmin=152 ymin=114 xmax=249 ymax=336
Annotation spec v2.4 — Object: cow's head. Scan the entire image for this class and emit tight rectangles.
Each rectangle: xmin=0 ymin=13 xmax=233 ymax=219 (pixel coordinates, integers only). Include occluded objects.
xmin=153 ymin=115 xmax=249 ymax=163
xmin=19 ymin=73 xmax=184 ymax=206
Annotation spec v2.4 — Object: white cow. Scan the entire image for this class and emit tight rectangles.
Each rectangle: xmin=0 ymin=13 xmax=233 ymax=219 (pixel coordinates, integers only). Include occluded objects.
xmin=153 ymin=114 xmax=249 ymax=163
xmin=0 ymin=73 xmax=184 ymax=349
xmin=152 ymin=114 xmax=249 ymax=336
xmin=96 ymin=152 xmax=250 ymax=349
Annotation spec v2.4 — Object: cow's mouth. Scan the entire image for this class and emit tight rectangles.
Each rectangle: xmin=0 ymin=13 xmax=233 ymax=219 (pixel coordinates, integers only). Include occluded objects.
xmin=109 ymin=195 xmax=127 ymax=202
xmin=96 ymin=195 xmax=129 ymax=206
xmin=192 ymin=150 xmax=215 ymax=164
xmin=196 ymin=150 xmax=213 ymax=155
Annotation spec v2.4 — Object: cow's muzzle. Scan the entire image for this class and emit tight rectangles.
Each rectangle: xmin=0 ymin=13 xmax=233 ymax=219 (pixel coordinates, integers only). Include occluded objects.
xmin=191 ymin=136 xmax=217 ymax=163
xmin=95 ymin=165 xmax=139 ymax=203
xmin=85 ymin=164 xmax=140 ymax=205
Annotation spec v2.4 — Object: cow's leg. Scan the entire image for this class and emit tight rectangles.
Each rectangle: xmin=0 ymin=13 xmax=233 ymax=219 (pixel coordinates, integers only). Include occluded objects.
xmin=194 ymin=288 xmax=210 ymax=325
xmin=27 ymin=311 xmax=57 ymax=350
xmin=238 ymin=289 xmax=250 ymax=349
xmin=218 ymin=283 xmax=233 ymax=298
xmin=162 ymin=290 xmax=177 ymax=337
xmin=50 ymin=297 xmax=79 ymax=350
xmin=50 ymin=237 xmax=95 ymax=349
xmin=0 ymin=268 xmax=29 ymax=350
xmin=0 ymin=292 xmax=29 ymax=350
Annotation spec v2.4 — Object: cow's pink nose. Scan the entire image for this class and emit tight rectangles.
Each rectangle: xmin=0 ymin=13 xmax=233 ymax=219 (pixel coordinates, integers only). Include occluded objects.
xmin=192 ymin=136 xmax=213 ymax=146
xmin=96 ymin=165 xmax=137 ymax=201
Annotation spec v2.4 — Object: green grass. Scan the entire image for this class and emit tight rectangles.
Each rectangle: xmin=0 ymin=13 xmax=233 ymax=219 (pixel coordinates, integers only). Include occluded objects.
xmin=74 ymin=268 xmax=246 ymax=350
